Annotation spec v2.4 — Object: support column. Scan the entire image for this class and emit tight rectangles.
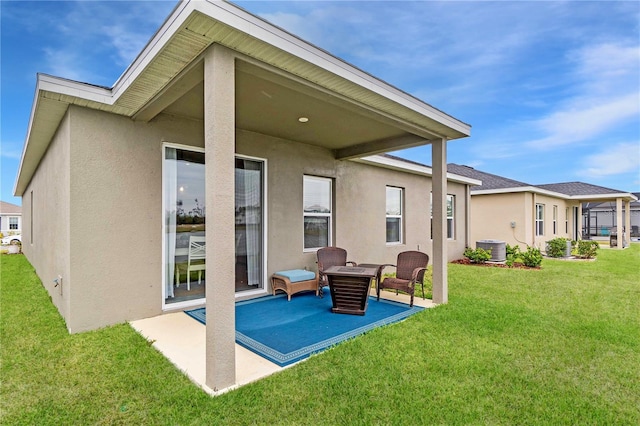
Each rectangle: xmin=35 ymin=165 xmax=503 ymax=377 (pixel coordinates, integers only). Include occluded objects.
xmin=204 ymin=44 xmax=236 ymax=391
xmin=616 ymin=198 xmax=623 ymax=249
xmin=464 ymin=185 xmax=471 ymax=248
xmin=625 ymin=200 xmax=631 ymax=247
xmin=432 ymin=138 xmax=448 ymax=304
xmin=577 ymin=203 xmax=583 ymax=240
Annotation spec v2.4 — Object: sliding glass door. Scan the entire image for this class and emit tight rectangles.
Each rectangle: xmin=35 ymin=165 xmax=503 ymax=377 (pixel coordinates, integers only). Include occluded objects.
xmin=235 ymin=157 xmax=264 ymax=293
xmin=164 ymin=146 xmax=206 ymax=306
xmin=163 ymin=147 xmax=265 ymax=307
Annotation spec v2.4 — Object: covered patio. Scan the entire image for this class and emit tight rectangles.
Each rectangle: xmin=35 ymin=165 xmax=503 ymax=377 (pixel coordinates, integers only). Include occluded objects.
xmin=131 ymin=287 xmax=436 ymax=395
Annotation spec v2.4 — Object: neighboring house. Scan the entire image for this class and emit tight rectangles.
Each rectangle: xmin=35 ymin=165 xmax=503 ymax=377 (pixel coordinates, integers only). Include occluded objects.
xmin=448 ymin=164 xmax=637 ymax=250
xmin=580 ymin=192 xmax=640 ymax=240
xmin=13 ymin=1 xmax=473 ymax=392
xmin=0 ymin=201 xmax=22 ymax=236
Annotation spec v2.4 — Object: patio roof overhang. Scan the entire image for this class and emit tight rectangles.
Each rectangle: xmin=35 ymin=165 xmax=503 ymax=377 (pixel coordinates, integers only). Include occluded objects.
xmin=471 ymin=186 xmax=638 ymax=203
xmin=14 ymin=0 xmax=471 ymax=196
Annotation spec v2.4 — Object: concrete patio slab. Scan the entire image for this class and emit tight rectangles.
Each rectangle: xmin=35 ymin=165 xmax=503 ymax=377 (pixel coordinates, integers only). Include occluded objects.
xmin=130 ymin=288 xmax=435 ymax=395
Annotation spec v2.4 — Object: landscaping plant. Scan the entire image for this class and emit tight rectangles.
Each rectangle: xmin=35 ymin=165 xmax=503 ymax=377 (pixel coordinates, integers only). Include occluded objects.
xmin=463 ymin=246 xmax=491 ymax=263
xmin=521 ymin=245 xmax=543 ymax=267
xmin=576 ymin=240 xmax=599 ymax=259
xmin=546 ymin=237 xmax=570 ymax=258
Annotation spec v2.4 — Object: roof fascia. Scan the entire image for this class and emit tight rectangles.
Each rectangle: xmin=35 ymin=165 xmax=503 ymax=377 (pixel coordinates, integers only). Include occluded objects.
xmin=471 ymin=186 xmax=569 ymax=199
xmin=356 ymin=155 xmax=482 ymax=186
xmin=567 ymin=193 xmax=638 ymax=202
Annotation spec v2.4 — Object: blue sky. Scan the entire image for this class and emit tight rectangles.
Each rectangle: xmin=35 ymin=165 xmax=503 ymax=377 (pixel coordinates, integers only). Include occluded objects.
xmin=2 ymin=1 xmax=639 ymax=207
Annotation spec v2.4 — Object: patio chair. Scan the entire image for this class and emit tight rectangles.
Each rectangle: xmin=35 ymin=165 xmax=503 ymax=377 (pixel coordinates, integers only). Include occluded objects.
xmin=316 ymin=247 xmax=357 ymax=296
xmin=185 ymin=235 xmax=206 ymax=291
xmin=378 ymin=251 xmax=429 ymax=307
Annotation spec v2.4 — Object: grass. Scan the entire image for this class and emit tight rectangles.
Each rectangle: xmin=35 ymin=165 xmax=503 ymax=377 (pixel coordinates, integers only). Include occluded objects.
xmin=2 ymin=245 xmax=639 ymax=424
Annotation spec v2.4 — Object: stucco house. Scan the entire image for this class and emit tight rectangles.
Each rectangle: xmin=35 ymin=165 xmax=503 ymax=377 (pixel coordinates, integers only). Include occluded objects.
xmin=448 ymin=164 xmax=637 ymax=250
xmin=13 ymin=1 xmax=474 ymax=392
xmin=0 ymin=201 xmax=22 ymax=236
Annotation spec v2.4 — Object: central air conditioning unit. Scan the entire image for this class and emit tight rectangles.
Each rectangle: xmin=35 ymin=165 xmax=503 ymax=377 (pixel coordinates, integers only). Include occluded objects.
xmin=476 ymin=240 xmax=507 ymax=262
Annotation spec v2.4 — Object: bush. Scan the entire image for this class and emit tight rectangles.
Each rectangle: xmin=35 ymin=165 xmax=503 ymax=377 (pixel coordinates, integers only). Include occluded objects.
xmin=577 ymin=240 xmax=599 ymax=259
xmin=464 ymin=247 xmax=492 ymax=263
xmin=546 ymin=237 xmax=570 ymax=258
xmin=505 ymin=244 xmax=522 ymax=268
xmin=521 ymin=246 xmax=543 ymax=267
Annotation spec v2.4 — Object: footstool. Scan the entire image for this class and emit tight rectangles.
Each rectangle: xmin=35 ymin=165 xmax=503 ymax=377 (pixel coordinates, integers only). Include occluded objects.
xmin=271 ymin=269 xmax=319 ymax=301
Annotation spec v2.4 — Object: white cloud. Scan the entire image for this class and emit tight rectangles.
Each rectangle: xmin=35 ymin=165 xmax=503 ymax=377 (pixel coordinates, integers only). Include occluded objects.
xmin=523 ymin=41 xmax=640 ymax=150
xmin=525 ymin=93 xmax=640 ymax=149
xmin=581 ymin=142 xmax=640 ymax=178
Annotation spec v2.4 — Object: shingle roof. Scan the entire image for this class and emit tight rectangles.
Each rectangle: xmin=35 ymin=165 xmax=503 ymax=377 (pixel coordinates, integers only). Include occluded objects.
xmin=447 ymin=164 xmax=530 ymax=191
xmin=0 ymin=201 xmax=22 ymax=214
xmin=536 ymin=182 xmax=623 ymax=196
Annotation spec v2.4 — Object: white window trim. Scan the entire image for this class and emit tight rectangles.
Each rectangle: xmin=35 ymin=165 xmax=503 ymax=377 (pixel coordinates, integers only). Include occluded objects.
xmin=447 ymin=194 xmax=455 ymax=240
xmin=303 ymin=175 xmax=333 ymax=252
xmin=430 ymin=192 xmax=456 ymax=240
xmin=386 ymin=186 xmax=403 ymax=245
xmin=553 ymin=205 xmax=558 ymax=235
xmin=536 ymin=203 xmax=545 ymax=236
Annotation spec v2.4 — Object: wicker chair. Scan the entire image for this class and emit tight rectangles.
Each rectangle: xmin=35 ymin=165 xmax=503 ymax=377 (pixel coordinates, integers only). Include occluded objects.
xmin=316 ymin=247 xmax=357 ymax=297
xmin=378 ymin=251 xmax=429 ymax=307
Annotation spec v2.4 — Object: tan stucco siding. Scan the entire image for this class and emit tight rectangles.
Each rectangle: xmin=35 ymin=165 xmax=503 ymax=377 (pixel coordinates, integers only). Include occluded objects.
xmin=22 ymin=110 xmax=72 ymax=328
xmin=531 ymin=194 xmax=577 ymax=249
xmin=470 ymin=192 xmax=529 ymax=249
xmin=470 ymin=192 xmax=580 ymax=251
xmin=66 ymin=107 xmax=204 ymax=332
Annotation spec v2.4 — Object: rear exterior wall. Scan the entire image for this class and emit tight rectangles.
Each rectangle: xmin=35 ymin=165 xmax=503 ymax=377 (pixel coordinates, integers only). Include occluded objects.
xmin=22 ymin=107 xmax=469 ymax=332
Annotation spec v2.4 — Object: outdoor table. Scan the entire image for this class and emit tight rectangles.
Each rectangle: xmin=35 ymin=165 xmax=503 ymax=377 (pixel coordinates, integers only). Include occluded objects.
xmin=356 ymin=263 xmax=384 ymax=299
xmin=323 ymin=265 xmax=378 ymax=315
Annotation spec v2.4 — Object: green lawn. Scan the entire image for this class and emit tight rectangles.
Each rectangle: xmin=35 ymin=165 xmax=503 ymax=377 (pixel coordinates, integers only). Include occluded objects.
xmin=2 ymin=245 xmax=639 ymax=425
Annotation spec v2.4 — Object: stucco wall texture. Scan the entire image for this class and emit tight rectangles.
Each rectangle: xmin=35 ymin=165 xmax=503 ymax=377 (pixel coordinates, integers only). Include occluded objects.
xmin=470 ymin=192 xmax=579 ymax=250
xmin=22 ymin=106 xmax=469 ymax=333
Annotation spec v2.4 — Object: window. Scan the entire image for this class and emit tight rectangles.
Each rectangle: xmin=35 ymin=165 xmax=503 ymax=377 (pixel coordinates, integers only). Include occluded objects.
xmin=565 ymin=207 xmax=569 ymax=234
xmin=535 ymin=204 xmax=544 ymax=236
xmin=430 ymin=193 xmax=455 ymax=239
xmin=386 ymin=186 xmax=403 ymax=243
xmin=447 ymin=195 xmax=455 ymax=239
xmin=553 ymin=205 xmax=558 ymax=234
xmin=9 ymin=217 xmax=18 ymax=230
xmin=303 ymin=176 xmax=332 ymax=250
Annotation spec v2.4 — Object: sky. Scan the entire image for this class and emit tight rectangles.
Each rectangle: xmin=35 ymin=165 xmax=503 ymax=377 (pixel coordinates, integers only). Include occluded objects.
xmin=1 ymin=0 xmax=639 ymax=207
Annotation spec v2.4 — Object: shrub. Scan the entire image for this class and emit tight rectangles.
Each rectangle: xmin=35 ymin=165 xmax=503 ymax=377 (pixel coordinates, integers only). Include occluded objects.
xmin=577 ymin=240 xmax=599 ymax=259
xmin=546 ymin=237 xmax=570 ymax=258
xmin=504 ymin=244 xmax=522 ymax=268
xmin=521 ymin=246 xmax=543 ymax=267
xmin=464 ymin=247 xmax=491 ymax=263
xmin=506 ymin=244 xmax=521 ymax=257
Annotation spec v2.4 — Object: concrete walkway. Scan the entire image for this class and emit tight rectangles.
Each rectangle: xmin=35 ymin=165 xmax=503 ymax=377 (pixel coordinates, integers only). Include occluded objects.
xmin=130 ymin=289 xmax=436 ymax=395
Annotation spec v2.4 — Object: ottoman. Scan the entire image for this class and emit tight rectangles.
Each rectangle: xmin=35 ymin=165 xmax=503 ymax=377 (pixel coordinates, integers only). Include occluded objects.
xmin=271 ymin=269 xmax=319 ymax=301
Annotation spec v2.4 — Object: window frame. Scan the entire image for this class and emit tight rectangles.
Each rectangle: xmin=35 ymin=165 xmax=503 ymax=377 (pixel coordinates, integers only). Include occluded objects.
xmin=447 ymin=194 xmax=455 ymax=240
xmin=385 ymin=186 xmax=403 ymax=244
xmin=8 ymin=217 xmax=18 ymax=230
xmin=430 ymin=193 xmax=456 ymax=240
xmin=535 ymin=203 xmax=545 ymax=236
xmin=303 ymin=175 xmax=333 ymax=252
xmin=553 ymin=205 xmax=558 ymax=235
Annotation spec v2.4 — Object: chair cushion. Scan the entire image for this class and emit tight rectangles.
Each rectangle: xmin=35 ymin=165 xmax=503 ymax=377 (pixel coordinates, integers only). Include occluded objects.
xmin=274 ymin=269 xmax=316 ymax=283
